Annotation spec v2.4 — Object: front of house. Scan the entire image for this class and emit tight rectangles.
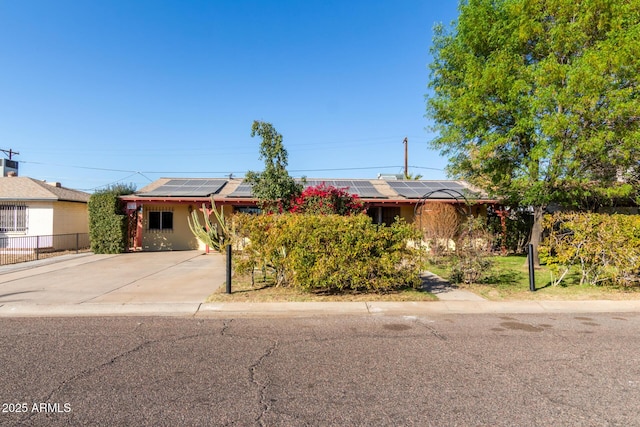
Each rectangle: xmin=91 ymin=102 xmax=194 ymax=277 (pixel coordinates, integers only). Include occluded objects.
xmin=121 ymin=177 xmax=497 ymax=252
xmin=0 ymin=176 xmax=90 ymax=249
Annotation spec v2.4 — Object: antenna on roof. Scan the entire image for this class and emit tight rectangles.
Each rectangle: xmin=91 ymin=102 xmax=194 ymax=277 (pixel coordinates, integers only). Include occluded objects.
xmin=403 ymin=137 xmax=408 ymax=179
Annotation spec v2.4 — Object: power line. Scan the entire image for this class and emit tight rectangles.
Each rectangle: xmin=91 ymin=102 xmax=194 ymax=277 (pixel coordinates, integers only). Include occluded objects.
xmin=0 ymin=149 xmax=19 ymax=159
xmin=20 ymin=159 xmax=445 ymax=177
xmin=21 ymin=160 xmax=138 ymax=174
xmin=408 ymin=165 xmax=445 ymax=171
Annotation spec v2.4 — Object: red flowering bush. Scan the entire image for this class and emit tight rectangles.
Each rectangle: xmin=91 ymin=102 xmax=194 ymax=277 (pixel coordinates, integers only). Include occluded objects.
xmin=289 ymin=183 xmax=365 ymax=215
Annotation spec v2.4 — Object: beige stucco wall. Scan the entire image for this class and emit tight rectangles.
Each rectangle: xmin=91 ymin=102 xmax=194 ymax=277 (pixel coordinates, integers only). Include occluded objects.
xmin=52 ymin=201 xmax=89 ymax=235
xmin=399 ymin=205 xmax=415 ymax=223
xmin=141 ymin=204 xmax=236 ymax=251
xmin=142 ymin=204 xmax=198 ymax=251
xmin=26 ymin=202 xmax=54 ymax=236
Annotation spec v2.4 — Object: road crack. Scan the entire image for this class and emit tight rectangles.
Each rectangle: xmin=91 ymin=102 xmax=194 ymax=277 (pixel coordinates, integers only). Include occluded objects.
xmin=249 ymin=340 xmax=278 ymax=426
xmin=415 ymin=318 xmax=447 ymax=341
xmin=21 ymin=338 xmax=158 ymax=424
xmin=220 ymin=319 xmax=232 ymax=336
xmin=28 ymin=324 xmax=222 ymax=423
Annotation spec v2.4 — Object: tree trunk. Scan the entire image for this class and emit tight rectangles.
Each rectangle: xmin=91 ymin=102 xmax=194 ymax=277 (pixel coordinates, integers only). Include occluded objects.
xmin=529 ymin=205 xmax=545 ymax=268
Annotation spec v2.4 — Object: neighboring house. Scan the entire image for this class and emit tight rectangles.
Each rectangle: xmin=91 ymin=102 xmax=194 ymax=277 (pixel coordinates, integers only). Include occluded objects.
xmin=0 ymin=176 xmax=90 ymax=244
xmin=121 ymin=177 xmax=497 ymax=252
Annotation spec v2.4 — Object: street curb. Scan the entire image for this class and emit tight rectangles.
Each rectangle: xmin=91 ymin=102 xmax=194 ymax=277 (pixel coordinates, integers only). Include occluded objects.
xmin=2 ymin=300 xmax=640 ymax=318
xmin=0 ymin=303 xmax=200 ymax=317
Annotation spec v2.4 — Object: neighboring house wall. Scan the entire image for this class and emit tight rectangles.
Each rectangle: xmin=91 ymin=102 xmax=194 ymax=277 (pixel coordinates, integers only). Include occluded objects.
xmin=52 ymin=201 xmax=89 ymax=235
xmin=25 ymin=202 xmax=54 ymax=236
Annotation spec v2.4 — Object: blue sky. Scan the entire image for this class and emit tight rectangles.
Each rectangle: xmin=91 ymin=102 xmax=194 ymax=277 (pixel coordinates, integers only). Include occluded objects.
xmin=0 ymin=0 xmax=460 ymax=192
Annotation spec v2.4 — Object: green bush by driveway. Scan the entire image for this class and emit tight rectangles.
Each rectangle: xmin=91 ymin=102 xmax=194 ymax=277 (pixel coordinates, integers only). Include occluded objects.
xmin=234 ymin=214 xmax=423 ymax=293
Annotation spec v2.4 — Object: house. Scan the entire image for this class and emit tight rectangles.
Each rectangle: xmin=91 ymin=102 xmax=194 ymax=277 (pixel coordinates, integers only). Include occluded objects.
xmin=121 ymin=177 xmax=498 ymax=252
xmin=0 ymin=176 xmax=90 ymax=248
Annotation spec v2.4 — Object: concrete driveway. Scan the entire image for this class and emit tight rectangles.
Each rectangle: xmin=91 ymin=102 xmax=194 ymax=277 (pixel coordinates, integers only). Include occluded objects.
xmin=0 ymin=251 xmax=225 ymax=308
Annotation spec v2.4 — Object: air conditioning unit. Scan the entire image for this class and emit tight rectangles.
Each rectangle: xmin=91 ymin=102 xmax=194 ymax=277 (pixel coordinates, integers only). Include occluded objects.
xmin=0 ymin=159 xmax=19 ymax=177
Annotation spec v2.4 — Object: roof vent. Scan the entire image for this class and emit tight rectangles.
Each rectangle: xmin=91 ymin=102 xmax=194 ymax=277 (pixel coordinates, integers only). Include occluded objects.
xmin=45 ymin=181 xmax=62 ymax=187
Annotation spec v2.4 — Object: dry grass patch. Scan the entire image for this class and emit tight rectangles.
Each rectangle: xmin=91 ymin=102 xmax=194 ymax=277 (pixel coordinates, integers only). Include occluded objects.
xmin=206 ymin=273 xmax=438 ymax=303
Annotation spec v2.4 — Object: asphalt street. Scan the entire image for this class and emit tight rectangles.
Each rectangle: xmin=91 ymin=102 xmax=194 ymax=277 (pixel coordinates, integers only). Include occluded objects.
xmin=2 ymin=313 xmax=640 ymax=426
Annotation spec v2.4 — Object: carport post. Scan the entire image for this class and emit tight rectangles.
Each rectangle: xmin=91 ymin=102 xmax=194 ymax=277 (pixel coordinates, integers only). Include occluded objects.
xmin=226 ymin=244 xmax=232 ymax=294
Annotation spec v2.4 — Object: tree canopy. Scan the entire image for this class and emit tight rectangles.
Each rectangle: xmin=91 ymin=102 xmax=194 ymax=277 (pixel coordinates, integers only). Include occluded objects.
xmin=245 ymin=120 xmax=302 ymax=213
xmin=427 ymin=0 xmax=640 ymax=262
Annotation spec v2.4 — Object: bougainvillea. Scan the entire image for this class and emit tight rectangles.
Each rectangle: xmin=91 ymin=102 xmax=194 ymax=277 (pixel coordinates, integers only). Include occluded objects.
xmin=289 ymin=183 xmax=365 ymax=215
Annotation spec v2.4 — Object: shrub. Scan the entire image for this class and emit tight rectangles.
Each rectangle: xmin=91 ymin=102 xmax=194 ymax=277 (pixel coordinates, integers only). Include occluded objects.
xmin=233 ymin=213 xmax=422 ymax=292
xmin=289 ymin=183 xmax=364 ymax=215
xmin=88 ymin=184 xmax=135 ymax=254
xmin=540 ymin=213 xmax=640 ymax=286
xmin=416 ymin=202 xmax=459 ymax=256
xmin=451 ymin=215 xmax=494 ymax=284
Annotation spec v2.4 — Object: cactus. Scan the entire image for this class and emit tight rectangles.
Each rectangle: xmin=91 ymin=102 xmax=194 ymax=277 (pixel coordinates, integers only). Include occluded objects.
xmin=187 ymin=198 xmax=232 ymax=252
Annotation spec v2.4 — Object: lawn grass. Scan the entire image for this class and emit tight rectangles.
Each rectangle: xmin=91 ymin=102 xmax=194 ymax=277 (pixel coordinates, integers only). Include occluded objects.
xmin=206 ymin=273 xmax=438 ymax=303
xmin=427 ymin=255 xmax=640 ymax=301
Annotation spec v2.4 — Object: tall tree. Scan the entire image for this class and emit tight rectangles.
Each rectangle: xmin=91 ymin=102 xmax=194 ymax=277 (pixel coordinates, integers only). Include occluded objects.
xmin=245 ymin=120 xmax=302 ymax=213
xmin=427 ymin=0 xmax=640 ymax=264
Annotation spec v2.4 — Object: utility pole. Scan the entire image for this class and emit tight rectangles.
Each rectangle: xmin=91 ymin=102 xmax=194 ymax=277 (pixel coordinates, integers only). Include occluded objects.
xmin=403 ymin=137 xmax=408 ymax=179
xmin=0 ymin=149 xmax=19 ymax=159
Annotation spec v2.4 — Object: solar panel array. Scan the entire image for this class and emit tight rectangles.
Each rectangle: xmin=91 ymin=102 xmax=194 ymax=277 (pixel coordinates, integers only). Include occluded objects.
xmin=140 ymin=179 xmax=228 ymax=197
xmin=301 ymin=180 xmax=386 ymax=198
xmin=228 ymin=182 xmax=253 ymax=198
xmin=228 ymin=179 xmax=387 ymax=198
xmin=137 ymin=178 xmax=480 ymax=200
xmin=386 ymin=181 xmax=473 ymax=199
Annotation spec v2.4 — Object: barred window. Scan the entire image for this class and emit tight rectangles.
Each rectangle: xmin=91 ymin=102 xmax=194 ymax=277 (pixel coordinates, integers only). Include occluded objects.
xmin=0 ymin=204 xmax=27 ymax=232
xmin=148 ymin=210 xmax=173 ymax=231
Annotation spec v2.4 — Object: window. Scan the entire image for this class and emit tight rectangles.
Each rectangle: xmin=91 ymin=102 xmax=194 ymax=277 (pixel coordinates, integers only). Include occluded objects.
xmin=381 ymin=207 xmax=401 ymax=226
xmin=0 ymin=204 xmax=27 ymax=232
xmin=234 ymin=206 xmax=262 ymax=215
xmin=148 ymin=211 xmax=173 ymax=231
xmin=367 ymin=206 xmax=401 ymax=226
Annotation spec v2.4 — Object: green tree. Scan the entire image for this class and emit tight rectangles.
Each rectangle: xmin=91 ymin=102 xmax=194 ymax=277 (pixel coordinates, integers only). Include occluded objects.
xmin=245 ymin=120 xmax=302 ymax=213
xmin=427 ymin=0 xmax=640 ymax=264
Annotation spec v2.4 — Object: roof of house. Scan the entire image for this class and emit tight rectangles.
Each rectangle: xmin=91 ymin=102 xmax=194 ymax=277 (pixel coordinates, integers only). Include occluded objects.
xmin=124 ymin=177 xmax=494 ymax=204
xmin=0 ymin=177 xmax=90 ymax=203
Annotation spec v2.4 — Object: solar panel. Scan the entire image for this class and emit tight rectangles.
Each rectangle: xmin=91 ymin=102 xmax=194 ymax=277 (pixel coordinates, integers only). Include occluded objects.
xmin=227 ymin=179 xmax=387 ymax=198
xmin=228 ymin=182 xmax=254 ymax=198
xmin=140 ymin=179 xmax=228 ymax=197
xmin=300 ymin=180 xmax=386 ymax=198
xmin=387 ymin=181 xmax=474 ymax=199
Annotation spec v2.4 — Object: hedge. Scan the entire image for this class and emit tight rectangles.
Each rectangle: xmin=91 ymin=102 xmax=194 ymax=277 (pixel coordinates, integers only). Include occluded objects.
xmin=540 ymin=213 xmax=640 ymax=286
xmin=88 ymin=185 xmax=134 ymax=254
xmin=233 ymin=213 xmax=423 ymax=292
